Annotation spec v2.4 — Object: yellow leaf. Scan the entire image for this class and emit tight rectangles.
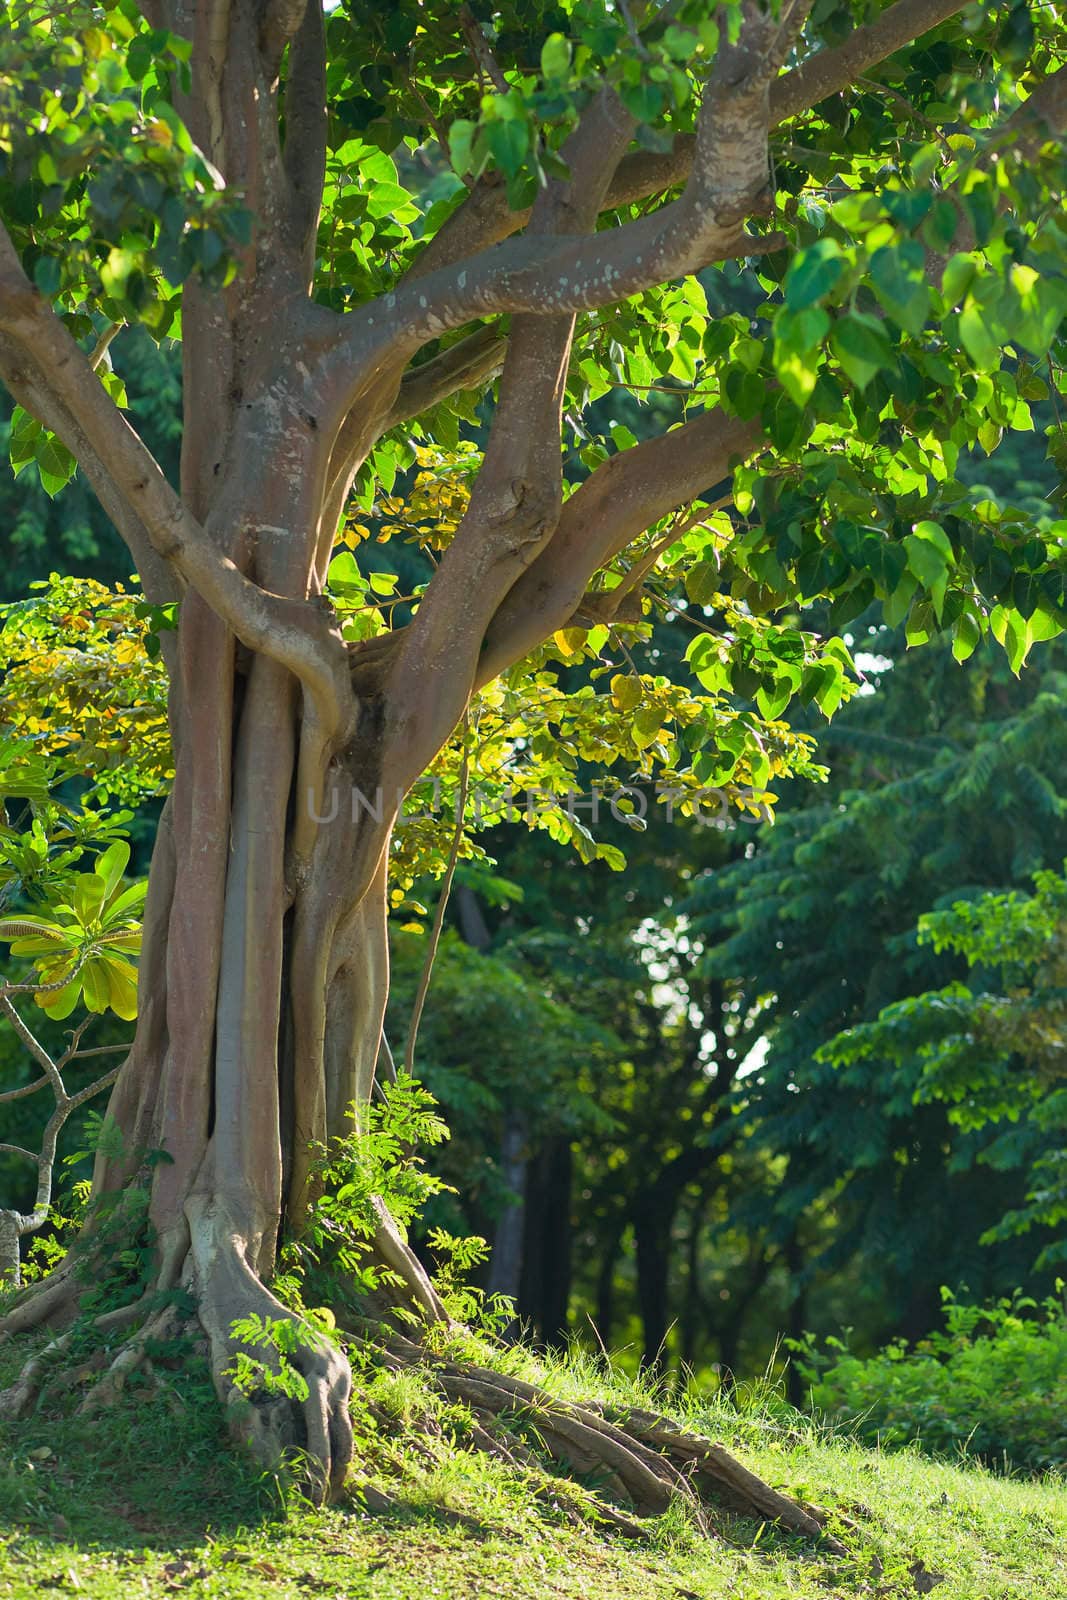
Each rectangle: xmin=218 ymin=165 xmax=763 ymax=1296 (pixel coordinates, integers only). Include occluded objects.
xmin=610 ymin=674 xmax=643 ymax=711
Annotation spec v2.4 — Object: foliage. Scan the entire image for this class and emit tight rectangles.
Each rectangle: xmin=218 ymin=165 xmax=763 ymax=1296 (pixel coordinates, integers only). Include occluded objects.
xmin=683 ymin=635 xmax=1067 ymax=1349
xmin=0 ymin=573 xmax=171 ymax=801
xmin=0 ymin=3 xmax=250 ymax=345
xmin=0 ymin=332 xmax=182 ymax=600
xmin=307 ymin=1076 xmax=452 ymax=1262
xmin=822 ymin=856 xmax=1067 ymax=1264
xmin=791 ymin=1287 xmax=1067 ymax=1477
xmin=0 ymin=838 xmax=144 ymax=1019
xmin=225 ymin=1313 xmax=331 ymax=1406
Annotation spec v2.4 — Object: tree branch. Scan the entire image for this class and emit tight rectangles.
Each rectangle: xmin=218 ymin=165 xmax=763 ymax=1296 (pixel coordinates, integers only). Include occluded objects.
xmin=0 ymin=224 xmax=350 ymax=734
xmin=0 ymin=987 xmax=121 ymax=1281
xmin=382 ymin=88 xmax=638 ymax=793
xmin=329 ymin=203 xmax=770 ymax=395
xmin=261 ymin=0 xmax=310 ymax=75
xmin=457 ymin=5 xmax=510 ymax=94
xmin=382 ymin=326 xmax=507 ymax=431
xmin=282 ymin=0 xmax=328 ymax=268
xmin=989 ymin=60 xmax=1067 ymax=162
xmin=403 ymin=0 xmax=969 ymax=271
xmin=475 ymin=411 xmax=763 ymax=688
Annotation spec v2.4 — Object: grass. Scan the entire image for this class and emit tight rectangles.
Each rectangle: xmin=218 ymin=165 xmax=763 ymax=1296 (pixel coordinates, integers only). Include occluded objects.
xmin=0 ymin=1325 xmax=1064 ymax=1600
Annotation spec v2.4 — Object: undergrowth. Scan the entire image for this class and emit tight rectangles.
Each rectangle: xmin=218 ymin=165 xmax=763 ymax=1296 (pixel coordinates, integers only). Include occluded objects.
xmin=790 ymin=1286 xmax=1067 ymax=1477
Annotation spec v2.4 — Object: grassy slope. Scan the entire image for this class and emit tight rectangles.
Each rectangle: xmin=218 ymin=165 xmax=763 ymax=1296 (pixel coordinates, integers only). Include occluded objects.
xmin=0 ymin=1330 xmax=1064 ymax=1600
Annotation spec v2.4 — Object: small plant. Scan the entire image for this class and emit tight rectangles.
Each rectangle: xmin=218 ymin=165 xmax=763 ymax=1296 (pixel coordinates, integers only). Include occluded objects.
xmin=225 ymin=1313 xmax=331 ymax=1403
xmin=271 ymin=1076 xmax=513 ymax=1334
xmin=425 ymin=1228 xmax=514 ymax=1334
xmin=790 ymin=1286 xmax=1067 ymax=1475
xmin=296 ymin=1075 xmax=451 ymax=1297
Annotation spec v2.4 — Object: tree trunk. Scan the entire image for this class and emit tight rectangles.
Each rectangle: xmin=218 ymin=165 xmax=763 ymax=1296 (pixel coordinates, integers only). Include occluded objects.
xmin=678 ymin=1199 xmax=706 ymax=1380
xmin=594 ymin=1217 xmax=624 ymax=1353
xmin=487 ymin=1109 xmax=529 ymax=1332
xmin=519 ymin=1137 xmax=573 ymax=1347
xmin=635 ymin=1213 xmax=672 ymax=1372
xmin=784 ymin=1234 xmax=808 ymax=1410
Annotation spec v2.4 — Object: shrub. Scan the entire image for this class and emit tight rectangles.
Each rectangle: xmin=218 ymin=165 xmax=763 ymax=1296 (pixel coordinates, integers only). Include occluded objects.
xmin=790 ymin=1287 xmax=1067 ymax=1476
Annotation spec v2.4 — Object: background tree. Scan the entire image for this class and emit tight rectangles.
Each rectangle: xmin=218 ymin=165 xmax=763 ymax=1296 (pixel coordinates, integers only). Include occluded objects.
xmin=686 ymin=634 xmax=1067 ymax=1358
xmin=0 ymin=0 xmax=1066 ymax=1516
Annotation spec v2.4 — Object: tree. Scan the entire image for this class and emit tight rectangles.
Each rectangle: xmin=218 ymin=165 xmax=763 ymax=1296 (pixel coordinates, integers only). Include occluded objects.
xmin=1 ymin=0 xmax=1066 ymax=1525
xmin=686 ymin=636 xmax=1067 ymax=1351
xmin=824 ymin=851 xmax=1067 ymax=1269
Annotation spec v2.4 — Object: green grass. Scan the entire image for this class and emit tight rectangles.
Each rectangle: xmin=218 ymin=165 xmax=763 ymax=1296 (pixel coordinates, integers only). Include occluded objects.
xmin=0 ymin=1327 xmax=1064 ymax=1600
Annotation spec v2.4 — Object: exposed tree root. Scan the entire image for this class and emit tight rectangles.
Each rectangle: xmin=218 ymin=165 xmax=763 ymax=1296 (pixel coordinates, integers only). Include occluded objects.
xmin=0 ymin=1259 xmax=81 ymax=1339
xmin=186 ymin=1196 xmax=354 ymax=1503
xmin=372 ymin=1328 xmax=847 ymax=1553
xmin=0 ymin=1328 xmax=74 ymax=1419
xmin=76 ymin=1304 xmax=177 ymax=1415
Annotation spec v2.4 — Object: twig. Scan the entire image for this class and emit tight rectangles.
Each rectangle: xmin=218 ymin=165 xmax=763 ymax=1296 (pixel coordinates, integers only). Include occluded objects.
xmin=617 ymin=0 xmax=650 ymax=60
xmin=89 ymin=322 xmax=122 ymax=372
xmin=403 ymin=713 xmax=472 ymax=1075
xmin=457 ymin=5 xmax=510 ymax=94
xmin=0 ymin=983 xmax=123 ymax=1284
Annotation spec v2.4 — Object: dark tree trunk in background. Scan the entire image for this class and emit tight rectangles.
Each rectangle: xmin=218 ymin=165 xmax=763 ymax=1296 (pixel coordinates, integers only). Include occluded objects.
xmin=519 ymin=1137 xmax=573 ymax=1346
xmin=784 ymin=1233 xmax=808 ymax=1408
xmin=635 ymin=1210 xmax=672 ymax=1371
xmin=679 ymin=1199 xmax=706 ymax=1379
xmin=486 ymin=1109 xmax=529 ymax=1338
xmin=594 ymin=1218 xmax=624 ymax=1353
xmin=452 ymin=886 xmax=529 ymax=1330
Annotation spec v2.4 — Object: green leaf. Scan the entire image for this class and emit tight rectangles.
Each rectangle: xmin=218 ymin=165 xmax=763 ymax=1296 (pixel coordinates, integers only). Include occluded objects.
xmin=448 ymin=119 xmax=477 ymax=176
xmin=39 ymin=975 xmax=83 ymax=1021
xmin=952 ymin=610 xmax=981 ymax=662
xmin=94 ymin=840 xmax=131 ymax=903
xmin=8 ymin=407 xmax=42 ymax=478
xmin=958 ymin=304 xmax=1000 ymax=372
xmin=33 ymin=431 xmax=77 ymax=497
xmin=942 ymin=252 xmax=979 ymax=307
xmin=485 ymin=119 xmax=529 ymax=178
xmin=831 ymin=313 xmax=894 ymax=390
xmin=633 ymin=706 xmax=663 ymax=749
xmin=610 ymin=674 xmax=642 ymax=711
xmin=784 ymin=239 xmax=845 ymax=311
xmin=541 ymin=33 xmax=571 ymax=81
xmin=103 ymin=955 xmax=139 ymax=1019
xmin=904 ymin=521 xmax=952 ymax=619
xmin=327 ymin=551 xmax=367 ymax=595
xmin=685 ymin=560 xmax=719 ymax=607
xmin=870 ymin=245 xmax=930 ymax=335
